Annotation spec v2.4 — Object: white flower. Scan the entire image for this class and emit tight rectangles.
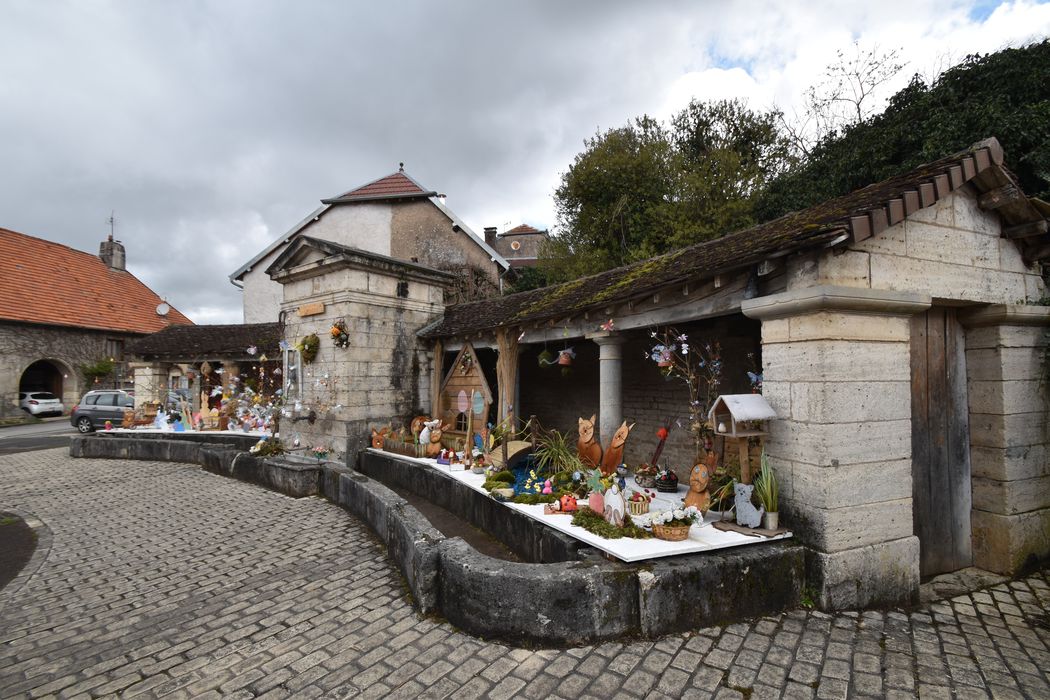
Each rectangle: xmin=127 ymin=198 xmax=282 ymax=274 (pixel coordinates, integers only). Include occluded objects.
xmin=673 ymin=509 xmax=686 ymax=520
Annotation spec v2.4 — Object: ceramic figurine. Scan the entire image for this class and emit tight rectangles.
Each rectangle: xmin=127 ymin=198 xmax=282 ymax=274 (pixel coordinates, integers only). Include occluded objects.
xmin=410 ymin=415 xmax=430 ymax=440
xmin=734 ymin=482 xmax=765 ymax=528
xmin=559 ymin=494 xmax=578 ymax=513
xmin=425 ymin=423 xmax=446 ymax=458
xmin=600 ymin=421 xmax=634 ymax=477
xmin=684 ymin=451 xmax=718 ymax=512
xmin=371 ymin=427 xmax=390 ymax=449
xmin=602 ymin=483 xmax=627 ymax=527
xmin=419 ymin=418 xmax=441 ymax=446
xmin=577 ymin=415 xmax=603 ymax=468
xmin=542 ymin=479 xmax=553 ymax=495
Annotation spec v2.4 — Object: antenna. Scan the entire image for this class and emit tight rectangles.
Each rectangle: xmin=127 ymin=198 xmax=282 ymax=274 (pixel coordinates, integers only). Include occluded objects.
xmin=106 ymin=211 xmax=116 ymax=240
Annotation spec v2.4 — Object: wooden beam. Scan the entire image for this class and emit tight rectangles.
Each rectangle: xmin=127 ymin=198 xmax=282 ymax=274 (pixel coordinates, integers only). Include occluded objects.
xmin=850 ymin=215 xmax=872 ymax=242
xmin=1023 ymin=241 xmax=1050 ymax=262
xmin=977 ymin=184 xmax=1021 ymax=211
xmin=1003 ymin=219 xmax=1049 ymax=239
xmin=868 ymin=207 xmax=889 ymax=236
xmin=903 ymin=190 xmax=921 ymax=215
xmin=934 ymin=173 xmax=951 ymax=198
xmin=948 ymin=165 xmax=964 ymax=190
xmin=919 ymin=182 xmax=936 ymax=208
xmin=960 ymin=155 xmax=976 ymax=181
xmin=974 ymin=147 xmax=991 ymax=172
xmin=887 ymin=198 xmax=905 ymax=225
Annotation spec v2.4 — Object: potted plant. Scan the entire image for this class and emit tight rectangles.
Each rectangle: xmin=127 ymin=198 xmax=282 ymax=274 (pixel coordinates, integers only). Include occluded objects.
xmin=638 ymin=506 xmax=702 ymax=541
xmin=753 ymin=453 xmax=779 ymax=529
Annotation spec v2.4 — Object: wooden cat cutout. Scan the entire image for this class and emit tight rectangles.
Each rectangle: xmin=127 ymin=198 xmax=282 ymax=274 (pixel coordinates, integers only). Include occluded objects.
xmin=371 ymin=427 xmax=390 ymax=449
xmin=600 ymin=421 xmax=634 ymax=476
xmin=577 ymin=415 xmax=603 ymax=469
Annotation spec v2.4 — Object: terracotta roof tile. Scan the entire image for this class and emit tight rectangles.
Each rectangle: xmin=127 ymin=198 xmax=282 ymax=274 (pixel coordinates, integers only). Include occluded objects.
xmin=0 ymin=227 xmax=193 ymax=334
xmin=501 ymin=224 xmax=545 ymax=236
xmin=323 ymin=171 xmax=436 ymax=203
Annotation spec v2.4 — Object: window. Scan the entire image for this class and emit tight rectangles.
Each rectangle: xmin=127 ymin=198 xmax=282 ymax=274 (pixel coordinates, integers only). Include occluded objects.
xmin=85 ymin=394 xmax=99 ymax=405
xmin=510 ymin=240 xmax=521 ymax=251
xmin=455 ymin=412 xmax=467 ymax=432
xmin=396 ymin=281 xmax=409 ymax=298
xmin=283 ymin=348 xmax=301 ymax=401
xmin=96 ymin=393 xmax=119 ymax=406
xmin=105 ymin=339 xmax=124 ymax=361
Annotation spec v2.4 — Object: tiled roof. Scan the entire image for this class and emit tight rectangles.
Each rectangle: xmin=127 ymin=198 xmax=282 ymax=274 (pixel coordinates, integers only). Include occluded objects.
xmin=322 ymin=171 xmax=437 ymax=204
xmin=421 ymin=138 xmax=1047 ymax=339
xmin=500 ymin=224 xmax=547 ymax=236
xmin=127 ymin=322 xmax=282 ymax=361
xmin=0 ymin=227 xmax=193 ymax=334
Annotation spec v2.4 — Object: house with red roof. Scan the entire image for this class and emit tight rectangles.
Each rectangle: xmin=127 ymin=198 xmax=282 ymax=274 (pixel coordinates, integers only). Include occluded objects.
xmin=230 ymin=166 xmax=510 ymax=323
xmin=0 ymin=227 xmax=192 ymax=417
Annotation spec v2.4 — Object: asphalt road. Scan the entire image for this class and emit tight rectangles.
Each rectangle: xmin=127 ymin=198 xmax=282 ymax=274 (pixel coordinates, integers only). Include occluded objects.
xmin=0 ymin=417 xmax=74 ymax=455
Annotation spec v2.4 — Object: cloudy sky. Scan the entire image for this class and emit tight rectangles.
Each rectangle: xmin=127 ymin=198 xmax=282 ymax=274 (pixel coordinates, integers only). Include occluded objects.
xmin=1 ymin=1 xmax=1047 ymax=324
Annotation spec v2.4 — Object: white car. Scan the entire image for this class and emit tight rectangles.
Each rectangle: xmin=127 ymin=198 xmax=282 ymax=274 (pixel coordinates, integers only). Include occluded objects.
xmin=19 ymin=391 xmax=65 ymax=417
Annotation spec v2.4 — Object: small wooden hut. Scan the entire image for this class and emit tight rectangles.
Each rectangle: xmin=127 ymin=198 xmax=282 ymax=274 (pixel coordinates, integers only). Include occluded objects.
xmin=437 ymin=343 xmax=493 ymax=445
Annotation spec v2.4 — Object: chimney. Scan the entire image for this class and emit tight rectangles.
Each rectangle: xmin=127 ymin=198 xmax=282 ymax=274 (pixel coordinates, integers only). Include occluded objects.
xmin=483 ymin=226 xmax=498 ymax=247
xmin=99 ymin=235 xmax=126 ymax=271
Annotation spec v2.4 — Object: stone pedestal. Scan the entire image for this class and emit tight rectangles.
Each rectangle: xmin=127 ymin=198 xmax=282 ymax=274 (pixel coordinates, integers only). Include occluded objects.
xmin=130 ymin=362 xmax=169 ymax=408
xmin=961 ymin=304 xmax=1050 ymax=574
xmin=743 ymin=285 xmax=931 ymax=610
xmin=590 ymin=333 xmax=625 ymax=445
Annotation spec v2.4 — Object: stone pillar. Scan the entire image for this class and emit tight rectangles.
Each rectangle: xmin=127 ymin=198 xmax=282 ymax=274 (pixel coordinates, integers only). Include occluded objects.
xmin=961 ymin=304 xmax=1050 ymax=575
xmin=743 ymin=286 xmax=931 ymax=611
xmin=590 ymin=333 xmax=625 ymax=445
xmin=130 ymin=362 xmax=168 ymax=408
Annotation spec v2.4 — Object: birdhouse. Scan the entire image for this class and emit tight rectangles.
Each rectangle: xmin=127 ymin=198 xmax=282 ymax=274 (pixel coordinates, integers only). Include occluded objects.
xmin=708 ymin=394 xmax=777 ymax=485
xmin=707 ymin=394 xmax=777 ymax=438
xmin=438 ymin=343 xmax=493 ymax=443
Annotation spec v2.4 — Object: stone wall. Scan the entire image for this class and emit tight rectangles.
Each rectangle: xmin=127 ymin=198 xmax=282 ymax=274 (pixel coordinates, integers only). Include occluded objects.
xmin=277 ymin=261 xmax=446 ymax=463
xmin=0 ymin=321 xmax=141 ymax=417
xmin=964 ymin=306 xmax=1050 ymax=574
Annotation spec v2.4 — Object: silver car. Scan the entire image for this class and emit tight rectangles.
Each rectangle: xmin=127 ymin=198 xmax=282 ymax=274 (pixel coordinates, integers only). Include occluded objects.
xmin=70 ymin=390 xmax=135 ymax=433
xmin=19 ymin=391 xmax=64 ymax=417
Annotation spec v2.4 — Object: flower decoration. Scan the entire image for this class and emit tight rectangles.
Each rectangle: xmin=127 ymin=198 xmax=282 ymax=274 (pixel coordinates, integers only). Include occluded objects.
xmin=600 ymin=319 xmax=615 ymax=332
xmin=330 ymin=320 xmax=350 ymax=348
xmin=458 ymin=352 xmax=475 ymax=374
xmin=636 ymin=505 xmax=702 ymax=529
xmin=246 ymin=345 xmax=257 ymax=356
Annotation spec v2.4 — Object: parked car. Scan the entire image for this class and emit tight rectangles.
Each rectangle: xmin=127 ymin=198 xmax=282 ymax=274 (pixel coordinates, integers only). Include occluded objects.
xmin=70 ymin=389 xmax=135 ymax=433
xmin=19 ymin=391 xmax=64 ymax=417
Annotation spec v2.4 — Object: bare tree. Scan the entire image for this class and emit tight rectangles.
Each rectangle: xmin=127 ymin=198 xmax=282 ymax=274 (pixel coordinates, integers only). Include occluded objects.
xmin=779 ymin=41 xmax=906 ymax=158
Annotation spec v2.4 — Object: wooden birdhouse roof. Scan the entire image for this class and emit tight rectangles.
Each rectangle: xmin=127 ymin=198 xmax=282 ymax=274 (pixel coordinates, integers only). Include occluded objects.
xmin=440 ymin=343 xmax=493 ymax=405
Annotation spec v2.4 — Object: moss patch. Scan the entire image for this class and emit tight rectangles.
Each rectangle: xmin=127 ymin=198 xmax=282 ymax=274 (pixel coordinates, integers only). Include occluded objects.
xmin=571 ymin=507 xmax=651 ymax=539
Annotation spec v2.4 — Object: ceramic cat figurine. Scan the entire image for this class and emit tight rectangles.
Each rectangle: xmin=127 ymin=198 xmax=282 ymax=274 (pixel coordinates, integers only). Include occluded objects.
xmin=600 ymin=421 xmax=634 ymax=477
xmin=734 ymin=482 xmax=765 ymax=528
xmin=577 ymin=415 xmax=603 ymax=469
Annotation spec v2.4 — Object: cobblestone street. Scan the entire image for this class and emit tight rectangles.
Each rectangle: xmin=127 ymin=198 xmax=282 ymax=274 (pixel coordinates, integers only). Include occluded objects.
xmin=1 ymin=449 xmax=1049 ymax=699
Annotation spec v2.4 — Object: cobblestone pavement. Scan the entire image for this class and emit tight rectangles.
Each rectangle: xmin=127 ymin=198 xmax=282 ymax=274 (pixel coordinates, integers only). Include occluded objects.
xmin=2 ymin=449 xmax=1049 ymax=700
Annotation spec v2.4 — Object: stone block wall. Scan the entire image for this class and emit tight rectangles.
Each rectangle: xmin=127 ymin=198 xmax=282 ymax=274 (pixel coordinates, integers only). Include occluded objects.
xmin=277 ymin=261 xmax=446 ymax=463
xmin=964 ymin=307 xmax=1050 ymax=574
xmin=743 ymin=288 xmax=930 ymax=610
xmin=0 ymin=321 xmax=142 ymax=417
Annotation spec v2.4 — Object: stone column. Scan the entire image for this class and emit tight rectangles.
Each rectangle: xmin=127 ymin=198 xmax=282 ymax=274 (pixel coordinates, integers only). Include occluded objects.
xmin=129 ymin=362 xmax=168 ymax=408
xmin=961 ymin=304 xmax=1050 ymax=575
xmin=743 ymin=285 xmax=931 ymax=611
xmin=590 ymin=333 xmax=625 ymax=445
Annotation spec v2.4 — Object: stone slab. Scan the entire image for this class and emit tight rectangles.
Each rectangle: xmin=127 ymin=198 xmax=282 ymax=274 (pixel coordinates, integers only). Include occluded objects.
xmin=806 ymin=536 xmax=920 ymax=610
xmin=972 ymin=475 xmax=1050 ymax=516
xmin=971 ymin=507 xmax=1050 ymax=575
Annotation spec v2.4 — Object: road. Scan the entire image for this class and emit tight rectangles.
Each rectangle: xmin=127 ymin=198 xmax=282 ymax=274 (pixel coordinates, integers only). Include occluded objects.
xmin=1 ymin=449 xmax=1048 ymax=699
xmin=0 ymin=417 xmax=74 ymax=455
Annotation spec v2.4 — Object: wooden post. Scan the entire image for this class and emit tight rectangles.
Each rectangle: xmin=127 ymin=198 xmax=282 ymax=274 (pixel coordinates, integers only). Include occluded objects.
xmin=495 ymin=329 xmax=519 ymax=428
xmin=431 ymin=339 xmax=444 ymax=418
xmin=735 ymin=438 xmax=752 ymax=484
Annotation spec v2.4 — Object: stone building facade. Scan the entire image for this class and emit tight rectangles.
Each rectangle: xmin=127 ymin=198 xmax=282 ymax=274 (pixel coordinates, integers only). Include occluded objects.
xmin=0 ymin=227 xmax=193 ymax=417
xmin=266 ymin=237 xmax=450 ymax=458
xmin=418 ymin=138 xmax=1050 ymax=611
xmin=485 ymin=224 xmax=549 ymax=268
xmin=232 ymin=169 xmax=508 ymax=323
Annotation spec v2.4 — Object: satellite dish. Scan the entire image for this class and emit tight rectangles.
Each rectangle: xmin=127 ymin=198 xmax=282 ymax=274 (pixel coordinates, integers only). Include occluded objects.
xmin=156 ymin=302 xmax=170 ymax=316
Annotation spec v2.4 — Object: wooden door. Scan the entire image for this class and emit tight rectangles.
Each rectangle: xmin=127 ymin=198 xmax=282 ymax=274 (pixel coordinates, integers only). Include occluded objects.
xmin=911 ymin=308 xmax=972 ymax=577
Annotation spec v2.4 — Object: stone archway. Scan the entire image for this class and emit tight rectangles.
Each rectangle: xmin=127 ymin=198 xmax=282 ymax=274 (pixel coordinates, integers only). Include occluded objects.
xmin=19 ymin=359 xmax=78 ymax=409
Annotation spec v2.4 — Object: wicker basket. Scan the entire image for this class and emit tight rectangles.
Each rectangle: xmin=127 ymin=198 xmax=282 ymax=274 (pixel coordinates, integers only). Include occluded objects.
xmin=628 ymin=500 xmax=650 ymax=515
xmin=652 ymin=523 xmax=691 ymax=541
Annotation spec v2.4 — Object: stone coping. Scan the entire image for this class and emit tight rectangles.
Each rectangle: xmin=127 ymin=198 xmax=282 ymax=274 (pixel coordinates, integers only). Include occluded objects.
xmin=68 ymin=435 xmax=805 ymax=644
xmin=959 ymin=303 xmax=1050 ymax=327
xmin=742 ymin=285 xmax=932 ymax=319
xmin=357 ymin=450 xmax=804 ymax=644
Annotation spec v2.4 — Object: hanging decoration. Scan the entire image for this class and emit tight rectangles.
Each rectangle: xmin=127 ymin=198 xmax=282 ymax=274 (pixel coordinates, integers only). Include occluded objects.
xmin=330 ymin=320 xmax=350 ymax=348
xmin=458 ymin=352 xmax=474 ymax=375
xmin=297 ymin=333 xmax=320 ymax=364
